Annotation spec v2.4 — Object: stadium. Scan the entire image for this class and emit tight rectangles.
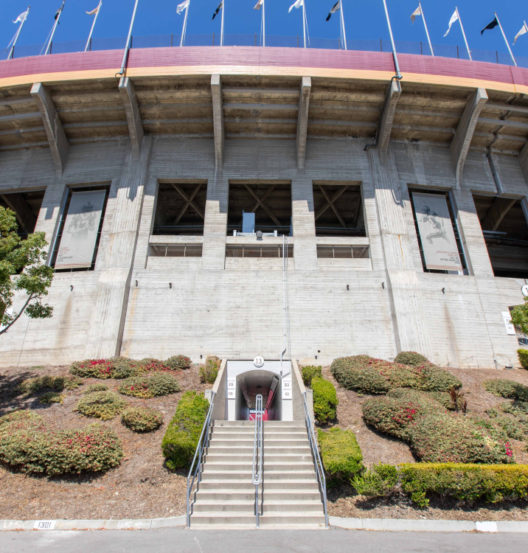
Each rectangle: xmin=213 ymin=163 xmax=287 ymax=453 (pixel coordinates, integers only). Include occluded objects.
xmin=0 ymin=21 xmax=527 ymax=371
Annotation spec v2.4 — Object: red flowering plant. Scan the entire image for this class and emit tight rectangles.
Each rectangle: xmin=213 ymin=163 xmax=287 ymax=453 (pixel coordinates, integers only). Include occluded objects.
xmin=118 ymin=373 xmax=180 ymax=399
xmin=70 ymin=357 xmax=140 ymax=379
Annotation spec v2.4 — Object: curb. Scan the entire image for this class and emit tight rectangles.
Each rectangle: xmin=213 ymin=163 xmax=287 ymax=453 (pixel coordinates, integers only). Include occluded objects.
xmin=1 ymin=516 xmax=528 ymax=533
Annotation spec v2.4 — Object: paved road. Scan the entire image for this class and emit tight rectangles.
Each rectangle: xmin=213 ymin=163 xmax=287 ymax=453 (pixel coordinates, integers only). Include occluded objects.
xmin=1 ymin=528 xmax=527 ymax=553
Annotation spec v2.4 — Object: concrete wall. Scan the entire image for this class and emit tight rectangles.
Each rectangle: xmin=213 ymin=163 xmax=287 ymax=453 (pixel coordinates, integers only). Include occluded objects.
xmin=0 ymin=135 xmax=526 ymax=369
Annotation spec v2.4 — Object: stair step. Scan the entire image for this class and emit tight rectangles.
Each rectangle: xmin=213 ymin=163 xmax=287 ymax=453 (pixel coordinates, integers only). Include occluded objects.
xmin=207 ymin=446 xmax=311 ymax=454
xmin=197 ymin=480 xmax=319 ymax=490
xmin=196 ymin=490 xmax=322 ymax=501
xmin=201 ymin=470 xmax=316 ymax=481
xmin=206 ymin=454 xmax=314 ymax=463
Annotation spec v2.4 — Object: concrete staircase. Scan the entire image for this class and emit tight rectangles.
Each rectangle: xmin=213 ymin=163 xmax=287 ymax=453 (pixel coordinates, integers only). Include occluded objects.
xmin=190 ymin=420 xmax=326 ymax=528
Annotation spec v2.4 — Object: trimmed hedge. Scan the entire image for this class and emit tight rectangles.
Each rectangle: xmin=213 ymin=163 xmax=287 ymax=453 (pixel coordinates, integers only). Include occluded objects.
xmin=302 ymin=365 xmax=322 ymax=387
xmin=118 ymin=373 xmax=180 ymax=398
xmin=394 ymin=351 xmax=430 ymax=367
xmin=121 ymin=406 xmax=163 ymax=433
xmin=353 ymin=464 xmax=399 ymax=497
xmin=162 ymin=391 xmax=210 ymax=470
xmin=76 ymin=391 xmax=127 ymax=420
xmin=408 ymin=412 xmax=513 ymax=464
xmin=399 ymin=464 xmax=528 ymax=508
xmin=311 ymin=376 xmax=338 ymax=425
xmin=318 ymin=427 xmax=364 ymax=484
xmin=331 ymin=355 xmax=461 ymax=395
xmin=165 ymin=355 xmax=192 ymax=371
xmin=484 ymin=379 xmax=528 ymax=402
xmin=518 ymin=349 xmax=528 ymax=370
xmin=0 ymin=410 xmax=122 ymax=476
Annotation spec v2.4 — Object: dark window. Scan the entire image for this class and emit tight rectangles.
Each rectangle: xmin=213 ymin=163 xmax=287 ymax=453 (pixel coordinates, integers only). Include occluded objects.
xmin=0 ymin=190 xmax=45 ymax=239
xmin=153 ymin=182 xmax=207 ymax=236
xmin=313 ymin=183 xmax=365 ymax=237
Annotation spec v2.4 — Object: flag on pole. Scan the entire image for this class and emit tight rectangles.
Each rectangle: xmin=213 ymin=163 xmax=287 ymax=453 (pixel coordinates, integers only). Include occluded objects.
xmin=212 ymin=1 xmax=223 ymax=20
xmin=177 ymin=0 xmax=190 ymax=15
xmin=86 ymin=3 xmax=101 ymax=16
xmin=443 ymin=9 xmax=459 ymax=38
xmin=326 ymin=1 xmax=339 ymax=22
xmin=410 ymin=5 xmax=422 ymax=24
xmin=513 ymin=22 xmax=528 ymax=44
xmin=253 ymin=0 xmax=263 ymax=10
xmin=13 ymin=8 xmax=29 ymax=24
xmin=288 ymin=0 xmax=303 ymax=14
xmin=480 ymin=16 xmax=498 ymax=35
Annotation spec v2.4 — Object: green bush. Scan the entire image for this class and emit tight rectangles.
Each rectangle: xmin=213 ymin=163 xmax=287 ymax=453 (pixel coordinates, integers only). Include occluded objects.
xmin=19 ymin=375 xmax=83 ymax=396
xmin=121 ymin=406 xmax=163 ymax=433
xmin=135 ymin=358 xmax=171 ymax=373
xmin=302 ymin=365 xmax=322 ymax=387
xmin=399 ymin=464 xmax=528 ymax=508
xmin=165 ymin=355 xmax=192 ymax=371
xmin=318 ymin=427 xmax=364 ymax=484
xmin=76 ymin=391 xmax=127 ymax=420
xmin=312 ymin=377 xmax=338 ymax=425
xmin=363 ymin=389 xmax=442 ymax=441
xmin=519 ymin=349 xmax=528 ymax=370
xmin=330 ymin=355 xmax=461 ymax=395
xmin=353 ymin=464 xmax=398 ymax=497
xmin=70 ymin=357 xmax=139 ymax=379
xmin=484 ymin=379 xmax=528 ymax=402
xmin=394 ymin=351 xmax=430 ymax=367
xmin=84 ymin=383 xmax=109 ymax=394
xmin=408 ymin=412 xmax=513 ymax=464
xmin=162 ymin=391 xmax=210 ymax=470
xmin=486 ymin=408 xmax=527 ymax=441
xmin=331 ymin=356 xmax=390 ymax=394
xmin=0 ymin=410 xmax=122 ymax=476
xmin=39 ymin=391 xmax=63 ymax=404
xmin=118 ymin=373 xmax=180 ymax=398
xmin=199 ymin=356 xmax=220 ymax=384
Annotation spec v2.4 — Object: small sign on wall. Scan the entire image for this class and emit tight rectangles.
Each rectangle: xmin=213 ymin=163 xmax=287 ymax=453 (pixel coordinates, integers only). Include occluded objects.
xmin=227 ymin=378 xmax=236 ymax=399
xmin=502 ymin=311 xmax=516 ymax=335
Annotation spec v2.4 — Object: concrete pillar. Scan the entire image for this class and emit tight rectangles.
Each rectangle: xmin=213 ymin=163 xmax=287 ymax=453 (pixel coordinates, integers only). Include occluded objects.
xmin=291 ymin=175 xmax=317 ymax=271
xmin=202 ymin=169 xmax=228 ymax=270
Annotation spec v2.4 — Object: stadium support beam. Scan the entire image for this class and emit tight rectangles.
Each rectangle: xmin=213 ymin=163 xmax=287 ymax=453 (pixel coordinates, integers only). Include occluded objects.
xmin=211 ymin=74 xmax=224 ymax=169
xmin=481 ymin=197 xmax=517 ymax=231
xmin=377 ymin=78 xmax=401 ymax=156
xmin=30 ymin=82 xmax=69 ymax=173
xmin=520 ymin=143 xmax=528 ymax=183
xmin=296 ymin=76 xmax=311 ymax=170
xmin=119 ymin=77 xmax=144 ymax=156
xmin=451 ymin=88 xmax=488 ymax=185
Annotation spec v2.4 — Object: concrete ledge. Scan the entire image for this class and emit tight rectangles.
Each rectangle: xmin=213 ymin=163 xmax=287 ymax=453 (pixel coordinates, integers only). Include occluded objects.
xmin=1 ymin=516 xmax=528 ymax=533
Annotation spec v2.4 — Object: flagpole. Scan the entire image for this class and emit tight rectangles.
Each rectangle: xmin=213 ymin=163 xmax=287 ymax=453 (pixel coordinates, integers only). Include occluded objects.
xmin=118 ymin=0 xmax=139 ymax=75
xmin=381 ymin=0 xmax=402 ymax=79
xmin=180 ymin=3 xmax=189 ymax=47
xmin=220 ymin=1 xmax=224 ymax=46
xmin=84 ymin=2 xmax=102 ymax=53
xmin=45 ymin=1 xmax=66 ymax=55
xmin=8 ymin=8 xmax=29 ymax=60
xmin=419 ymin=2 xmax=434 ymax=56
xmin=456 ymin=7 xmax=472 ymax=61
xmin=302 ymin=1 xmax=306 ymax=48
xmin=339 ymin=1 xmax=347 ymax=50
xmin=262 ymin=0 xmax=266 ymax=47
xmin=495 ymin=12 xmax=517 ymax=66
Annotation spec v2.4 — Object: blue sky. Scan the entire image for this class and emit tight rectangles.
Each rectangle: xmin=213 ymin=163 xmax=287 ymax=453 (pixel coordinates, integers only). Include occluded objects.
xmin=0 ymin=0 xmax=527 ymax=62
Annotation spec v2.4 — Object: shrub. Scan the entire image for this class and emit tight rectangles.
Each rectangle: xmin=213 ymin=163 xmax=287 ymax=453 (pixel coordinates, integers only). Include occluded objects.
xmin=165 ymin=355 xmax=192 ymax=371
xmin=70 ymin=358 xmax=139 ymax=379
xmin=64 ymin=376 xmax=84 ymax=390
xmin=121 ymin=406 xmax=163 ymax=433
xmin=162 ymin=391 xmax=210 ymax=470
xmin=135 ymin=358 xmax=171 ymax=373
xmin=118 ymin=373 xmax=180 ymax=398
xmin=408 ymin=412 xmax=513 ymax=464
xmin=19 ymin=375 xmax=65 ymax=395
xmin=76 ymin=391 xmax=127 ymax=420
xmin=486 ymin=408 xmax=527 ymax=441
xmin=399 ymin=464 xmax=528 ymax=508
xmin=394 ymin=351 xmax=430 ymax=367
xmin=519 ymin=349 xmax=528 ymax=370
xmin=84 ymin=383 xmax=109 ymax=394
xmin=330 ymin=356 xmax=390 ymax=394
xmin=0 ymin=411 xmax=122 ymax=476
xmin=39 ymin=391 xmax=63 ymax=404
xmin=199 ymin=356 xmax=220 ymax=384
xmin=302 ymin=365 xmax=322 ymax=387
xmin=417 ymin=365 xmax=462 ymax=392
xmin=312 ymin=377 xmax=338 ymax=425
xmin=353 ymin=464 xmax=398 ymax=497
xmin=484 ymin=379 xmax=528 ymax=402
xmin=363 ymin=389 xmax=442 ymax=441
xmin=318 ymin=427 xmax=364 ymax=485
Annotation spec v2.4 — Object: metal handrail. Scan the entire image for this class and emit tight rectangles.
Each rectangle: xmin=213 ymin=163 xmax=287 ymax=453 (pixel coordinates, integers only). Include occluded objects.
xmin=186 ymin=391 xmax=216 ymax=528
xmin=252 ymin=394 xmax=264 ymax=527
xmin=302 ymin=391 xmax=329 ymax=527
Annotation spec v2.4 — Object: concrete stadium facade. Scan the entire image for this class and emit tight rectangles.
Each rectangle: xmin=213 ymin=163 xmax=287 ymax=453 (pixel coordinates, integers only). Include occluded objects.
xmin=0 ymin=46 xmax=527 ymax=369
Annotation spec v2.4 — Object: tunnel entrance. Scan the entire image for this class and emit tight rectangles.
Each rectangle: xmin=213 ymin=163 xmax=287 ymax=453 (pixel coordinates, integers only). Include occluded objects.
xmin=236 ymin=370 xmax=280 ymax=421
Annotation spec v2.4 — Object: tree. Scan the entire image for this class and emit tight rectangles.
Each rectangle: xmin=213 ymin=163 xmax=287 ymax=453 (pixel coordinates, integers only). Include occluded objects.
xmin=511 ymin=300 xmax=528 ymax=335
xmin=0 ymin=206 xmax=54 ymax=335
